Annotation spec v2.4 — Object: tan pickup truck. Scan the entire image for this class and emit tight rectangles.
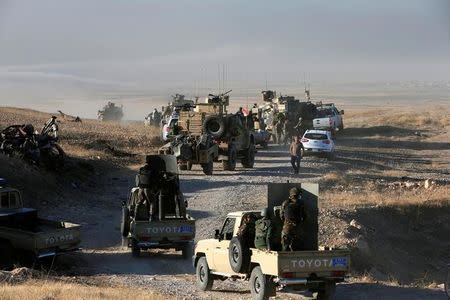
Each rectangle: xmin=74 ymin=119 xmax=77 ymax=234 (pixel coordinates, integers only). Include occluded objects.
xmin=0 ymin=182 xmax=81 ymax=269
xmin=193 ymin=183 xmax=350 ymax=300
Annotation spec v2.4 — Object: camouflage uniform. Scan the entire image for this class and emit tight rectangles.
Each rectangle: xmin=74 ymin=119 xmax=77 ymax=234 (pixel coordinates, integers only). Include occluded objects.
xmin=271 ymin=208 xmax=283 ymax=251
xmin=254 ymin=217 xmax=273 ymax=250
xmin=236 ymin=214 xmax=256 ymax=248
xmin=281 ymin=188 xmax=307 ymax=251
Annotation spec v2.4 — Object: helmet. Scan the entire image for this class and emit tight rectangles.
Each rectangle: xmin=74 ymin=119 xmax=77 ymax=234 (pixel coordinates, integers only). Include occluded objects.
xmin=260 ymin=208 xmax=269 ymax=217
xmin=23 ymin=124 xmax=35 ymax=135
xmin=289 ymin=187 xmax=301 ymax=197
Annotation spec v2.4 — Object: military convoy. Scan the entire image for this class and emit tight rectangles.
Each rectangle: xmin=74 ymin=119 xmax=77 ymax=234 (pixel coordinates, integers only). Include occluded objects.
xmin=158 ymin=91 xmax=256 ymax=175
xmin=0 ymin=179 xmax=81 ymax=269
xmin=121 ymin=155 xmax=195 ymax=258
xmin=97 ymin=101 xmax=124 ymax=122
xmin=193 ymin=183 xmax=350 ymax=300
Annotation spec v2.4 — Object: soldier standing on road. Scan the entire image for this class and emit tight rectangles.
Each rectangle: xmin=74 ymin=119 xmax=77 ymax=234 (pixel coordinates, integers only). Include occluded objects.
xmin=281 ymin=187 xmax=307 ymax=251
xmin=289 ymin=136 xmax=304 ymax=174
xmin=254 ymin=208 xmax=274 ymax=251
xmin=276 ymin=117 xmax=284 ymax=145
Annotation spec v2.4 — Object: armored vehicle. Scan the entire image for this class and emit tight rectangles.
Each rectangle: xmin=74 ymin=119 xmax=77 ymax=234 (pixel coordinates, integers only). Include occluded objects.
xmin=193 ymin=183 xmax=350 ymax=300
xmin=0 ymin=179 xmax=81 ymax=270
xmin=97 ymin=101 xmax=124 ymax=122
xmin=121 ymin=155 xmax=195 ymax=258
xmin=175 ymin=90 xmax=256 ymax=172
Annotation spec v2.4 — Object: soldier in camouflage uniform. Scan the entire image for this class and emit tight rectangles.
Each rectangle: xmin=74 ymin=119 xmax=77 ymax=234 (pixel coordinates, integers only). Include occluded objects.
xmin=281 ymin=187 xmax=307 ymax=251
xmin=236 ymin=213 xmax=257 ymax=248
xmin=254 ymin=208 xmax=273 ymax=250
xmin=271 ymin=207 xmax=283 ymax=251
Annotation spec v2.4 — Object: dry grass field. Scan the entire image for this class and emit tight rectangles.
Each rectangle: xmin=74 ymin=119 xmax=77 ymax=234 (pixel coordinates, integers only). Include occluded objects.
xmin=0 ymin=280 xmax=166 ymax=300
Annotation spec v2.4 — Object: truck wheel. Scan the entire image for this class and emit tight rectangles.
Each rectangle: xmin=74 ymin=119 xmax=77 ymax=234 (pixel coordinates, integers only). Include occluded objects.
xmin=196 ymin=257 xmax=214 ymax=291
xmin=249 ymin=266 xmax=275 ymax=300
xmin=0 ymin=241 xmax=14 ymax=270
xmin=201 ymin=160 xmax=213 ymax=175
xmin=182 ymin=243 xmax=193 ymax=259
xmin=121 ymin=207 xmax=130 ymax=237
xmin=241 ymin=141 xmax=255 ymax=168
xmin=203 ymin=115 xmax=225 ymax=139
xmin=131 ymin=239 xmax=141 ymax=257
xmin=222 ymin=145 xmax=237 ymax=171
xmin=316 ymin=281 xmax=336 ymax=300
xmin=228 ymin=236 xmax=250 ymax=273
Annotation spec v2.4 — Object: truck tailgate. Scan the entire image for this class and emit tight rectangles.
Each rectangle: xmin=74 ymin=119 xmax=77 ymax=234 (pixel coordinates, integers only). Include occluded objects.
xmin=253 ymin=249 xmax=350 ymax=277
xmin=133 ymin=218 xmax=195 ymax=241
xmin=313 ymin=117 xmax=332 ymax=129
xmin=34 ymin=220 xmax=81 ymax=255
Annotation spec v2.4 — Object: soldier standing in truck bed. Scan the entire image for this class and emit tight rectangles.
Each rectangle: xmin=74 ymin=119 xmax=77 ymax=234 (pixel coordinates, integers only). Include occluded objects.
xmin=281 ymin=187 xmax=307 ymax=251
xmin=254 ymin=208 xmax=274 ymax=251
xmin=237 ymin=213 xmax=257 ymax=248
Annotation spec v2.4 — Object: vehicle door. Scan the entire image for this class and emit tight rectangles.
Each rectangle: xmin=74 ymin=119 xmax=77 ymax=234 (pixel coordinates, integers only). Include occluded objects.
xmin=211 ymin=217 xmax=236 ymax=272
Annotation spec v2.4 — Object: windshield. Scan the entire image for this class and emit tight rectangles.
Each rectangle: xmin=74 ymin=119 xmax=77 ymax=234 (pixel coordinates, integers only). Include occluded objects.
xmin=304 ymin=133 xmax=328 ymax=140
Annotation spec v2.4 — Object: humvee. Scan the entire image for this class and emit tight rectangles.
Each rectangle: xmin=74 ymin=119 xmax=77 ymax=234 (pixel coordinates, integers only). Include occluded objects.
xmin=121 ymin=155 xmax=195 ymax=258
xmin=193 ymin=183 xmax=350 ymax=300
xmin=0 ymin=179 xmax=81 ymax=270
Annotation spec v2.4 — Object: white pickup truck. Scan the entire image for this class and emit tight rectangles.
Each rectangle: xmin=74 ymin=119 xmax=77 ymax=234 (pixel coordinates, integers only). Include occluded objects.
xmin=313 ymin=104 xmax=344 ymax=132
xmin=193 ymin=183 xmax=350 ymax=300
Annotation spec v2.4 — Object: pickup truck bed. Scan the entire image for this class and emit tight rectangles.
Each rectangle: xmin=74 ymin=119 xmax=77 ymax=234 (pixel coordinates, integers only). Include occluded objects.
xmin=251 ymin=248 xmax=350 ymax=281
xmin=0 ymin=218 xmax=81 ymax=258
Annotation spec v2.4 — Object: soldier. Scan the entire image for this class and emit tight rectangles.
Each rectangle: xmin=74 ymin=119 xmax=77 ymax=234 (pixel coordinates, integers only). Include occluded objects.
xmin=281 ymin=187 xmax=307 ymax=251
xmin=294 ymin=117 xmax=306 ymax=137
xmin=135 ymin=188 xmax=150 ymax=221
xmin=289 ymin=136 xmax=304 ymax=174
xmin=237 ymin=213 xmax=257 ymax=248
xmin=275 ymin=118 xmax=284 ymax=145
xmin=254 ymin=208 xmax=273 ymax=251
xmin=271 ymin=207 xmax=283 ymax=251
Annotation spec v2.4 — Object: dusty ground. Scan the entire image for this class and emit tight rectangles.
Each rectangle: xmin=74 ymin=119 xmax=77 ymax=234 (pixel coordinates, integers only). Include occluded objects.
xmin=0 ymin=104 xmax=449 ymax=299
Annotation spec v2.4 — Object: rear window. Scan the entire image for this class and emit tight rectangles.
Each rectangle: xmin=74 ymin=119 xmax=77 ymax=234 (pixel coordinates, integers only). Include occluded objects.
xmin=316 ymin=108 xmax=333 ymax=118
xmin=304 ymin=133 xmax=328 ymax=140
xmin=1 ymin=193 xmax=8 ymax=208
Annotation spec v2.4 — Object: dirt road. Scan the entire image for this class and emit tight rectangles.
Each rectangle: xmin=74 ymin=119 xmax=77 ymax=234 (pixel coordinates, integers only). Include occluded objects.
xmin=45 ymin=142 xmax=447 ymax=300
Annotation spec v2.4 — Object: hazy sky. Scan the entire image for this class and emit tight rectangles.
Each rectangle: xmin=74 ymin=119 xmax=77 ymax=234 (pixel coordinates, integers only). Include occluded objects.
xmin=0 ymin=0 xmax=449 ymax=118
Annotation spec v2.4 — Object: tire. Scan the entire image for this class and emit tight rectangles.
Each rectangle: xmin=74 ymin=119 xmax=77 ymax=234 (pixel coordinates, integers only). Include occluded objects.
xmin=196 ymin=257 xmax=214 ymax=291
xmin=249 ymin=266 xmax=275 ymax=300
xmin=182 ymin=243 xmax=193 ymax=259
xmin=241 ymin=141 xmax=255 ymax=168
xmin=121 ymin=207 xmax=130 ymax=237
xmin=203 ymin=115 xmax=226 ymax=139
xmin=131 ymin=239 xmax=141 ymax=257
xmin=0 ymin=241 xmax=14 ymax=270
xmin=222 ymin=144 xmax=237 ymax=171
xmin=201 ymin=160 xmax=213 ymax=175
xmin=228 ymin=236 xmax=250 ymax=273
xmin=316 ymin=281 xmax=336 ymax=300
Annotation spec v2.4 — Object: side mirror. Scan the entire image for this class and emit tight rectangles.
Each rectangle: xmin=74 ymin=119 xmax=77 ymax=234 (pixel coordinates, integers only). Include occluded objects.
xmin=214 ymin=229 xmax=220 ymax=239
xmin=340 ymin=110 xmax=344 ymax=115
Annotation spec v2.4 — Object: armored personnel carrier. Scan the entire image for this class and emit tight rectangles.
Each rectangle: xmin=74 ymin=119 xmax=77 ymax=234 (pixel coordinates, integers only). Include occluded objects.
xmin=97 ymin=101 xmax=124 ymax=122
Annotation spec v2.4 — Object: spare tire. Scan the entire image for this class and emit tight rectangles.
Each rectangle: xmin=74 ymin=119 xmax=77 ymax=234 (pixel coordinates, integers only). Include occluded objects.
xmin=121 ymin=207 xmax=131 ymax=237
xmin=203 ymin=115 xmax=225 ymax=138
xmin=229 ymin=236 xmax=251 ymax=273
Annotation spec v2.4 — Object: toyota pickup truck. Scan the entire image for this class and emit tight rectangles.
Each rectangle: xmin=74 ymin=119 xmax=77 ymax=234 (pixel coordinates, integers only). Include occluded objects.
xmin=193 ymin=183 xmax=350 ymax=300
xmin=313 ymin=104 xmax=344 ymax=132
xmin=121 ymin=156 xmax=196 ymax=258
xmin=0 ymin=180 xmax=81 ymax=269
